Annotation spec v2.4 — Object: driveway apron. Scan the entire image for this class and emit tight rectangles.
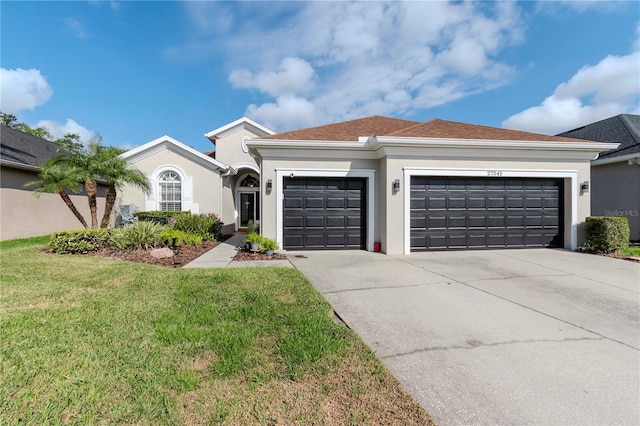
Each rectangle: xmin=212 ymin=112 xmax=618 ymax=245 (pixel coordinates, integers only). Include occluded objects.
xmin=288 ymin=249 xmax=640 ymax=425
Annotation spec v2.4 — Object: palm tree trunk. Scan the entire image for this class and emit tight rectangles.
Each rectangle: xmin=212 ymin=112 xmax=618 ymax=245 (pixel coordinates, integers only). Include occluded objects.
xmin=59 ymin=188 xmax=88 ymax=228
xmin=86 ymin=179 xmax=98 ymax=228
xmin=101 ymin=185 xmax=117 ymax=228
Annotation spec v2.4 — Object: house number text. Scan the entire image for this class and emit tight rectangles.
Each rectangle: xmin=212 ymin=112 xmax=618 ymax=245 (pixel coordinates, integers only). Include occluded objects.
xmin=487 ymin=170 xmax=503 ymax=177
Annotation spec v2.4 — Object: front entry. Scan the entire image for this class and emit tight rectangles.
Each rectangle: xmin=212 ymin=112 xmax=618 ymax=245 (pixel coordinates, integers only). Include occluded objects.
xmin=239 ymin=192 xmax=259 ymax=227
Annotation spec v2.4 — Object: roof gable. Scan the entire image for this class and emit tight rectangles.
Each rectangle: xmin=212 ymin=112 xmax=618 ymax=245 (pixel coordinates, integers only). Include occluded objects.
xmin=557 ymin=114 xmax=640 ymax=159
xmin=205 ymin=117 xmax=275 ymax=141
xmin=388 ymin=119 xmax=584 ymax=142
xmin=0 ymin=125 xmax=61 ymax=169
xmin=121 ymin=135 xmax=228 ymax=171
xmin=260 ymin=116 xmax=420 ymax=141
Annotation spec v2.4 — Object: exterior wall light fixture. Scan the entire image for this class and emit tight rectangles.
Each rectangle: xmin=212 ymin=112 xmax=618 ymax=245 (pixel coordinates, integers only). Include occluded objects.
xmin=580 ymin=181 xmax=589 ymax=194
xmin=392 ymin=179 xmax=400 ymax=194
xmin=266 ymin=179 xmax=273 ymax=193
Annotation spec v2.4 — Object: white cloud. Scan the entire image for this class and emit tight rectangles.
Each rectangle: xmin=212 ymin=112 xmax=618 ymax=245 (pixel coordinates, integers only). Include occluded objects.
xmin=36 ymin=119 xmax=96 ymax=145
xmin=502 ymin=49 xmax=640 ymax=134
xmin=64 ymin=17 xmax=88 ymax=39
xmin=0 ymin=68 xmax=53 ymax=114
xmin=246 ymin=96 xmax=320 ymax=132
xmin=229 ymin=57 xmax=316 ymax=97
xmin=171 ymin=1 xmax=523 ymax=131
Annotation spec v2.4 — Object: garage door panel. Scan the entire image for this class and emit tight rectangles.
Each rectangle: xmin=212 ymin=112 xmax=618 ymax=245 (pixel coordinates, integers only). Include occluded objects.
xmin=411 ymin=177 xmax=562 ymax=251
xmin=411 ymin=197 xmax=427 ymax=209
xmin=283 ymin=177 xmax=366 ymax=250
xmin=284 ymin=197 xmax=303 ymax=209
xmin=326 ymin=216 xmax=345 ymax=228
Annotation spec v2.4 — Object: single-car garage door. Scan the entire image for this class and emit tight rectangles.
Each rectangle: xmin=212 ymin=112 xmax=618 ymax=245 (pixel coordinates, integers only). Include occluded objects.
xmin=411 ymin=177 xmax=563 ymax=251
xmin=283 ymin=177 xmax=366 ymax=250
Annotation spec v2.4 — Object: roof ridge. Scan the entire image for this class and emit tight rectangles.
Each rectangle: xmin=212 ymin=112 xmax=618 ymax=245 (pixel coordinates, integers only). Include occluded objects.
xmin=619 ymin=114 xmax=640 ymax=146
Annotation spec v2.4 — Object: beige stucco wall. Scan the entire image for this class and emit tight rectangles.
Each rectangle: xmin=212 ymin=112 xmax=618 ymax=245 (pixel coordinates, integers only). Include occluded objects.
xmin=118 ymin=149 xmax=222 ymax=216
xmin=591 ymin=162 xmax=640 ymax=241
xmin=1 ymin=167 xmax=108 ymax=241
xmin=256 ymin=148 xmax=593 ymax=255
xmin=212 ymin=128 xmax=261 ymax=170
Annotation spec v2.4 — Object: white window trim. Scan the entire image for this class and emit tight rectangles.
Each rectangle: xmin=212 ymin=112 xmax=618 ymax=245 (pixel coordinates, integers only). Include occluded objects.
xmin=149 ymin=165 xmax=194 ymax=212
xmin=275 ymin=168 xmax=376 ymax=251
xmin=402 ymin=167 xmax=579 ymax=255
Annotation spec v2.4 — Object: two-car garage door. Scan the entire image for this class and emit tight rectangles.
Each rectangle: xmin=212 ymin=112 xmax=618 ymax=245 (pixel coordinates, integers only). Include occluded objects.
xmin=410 ymin=177 xmax=563 ymax=251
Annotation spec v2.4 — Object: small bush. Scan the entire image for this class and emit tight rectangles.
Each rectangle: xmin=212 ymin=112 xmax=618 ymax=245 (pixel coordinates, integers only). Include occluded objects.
xmin=49 ymin=229 xmax=112 ymax=254
xmin=173 ymin=212 xmax=221 ymax=240
xmin=584 ymin=216 xmax=630 ymax=253
xmin=246 ymin=219 xmax=257 ymax=235
xmin=157 ymin=228 xmax=203 ymax=247
xmin=245 ymin=232 xmax=261 ymax=244
xmin=126 ymin=221 xmax=163 ymax=249
xmin=260 ymin=237 xmax=278 ymax=252
xmin=134 ymin=210 xmax=189 ymax=225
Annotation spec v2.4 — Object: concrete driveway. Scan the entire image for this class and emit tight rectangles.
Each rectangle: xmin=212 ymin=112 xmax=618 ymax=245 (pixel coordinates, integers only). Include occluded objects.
xmin=288 ymin=249 xmax=640 ymax=425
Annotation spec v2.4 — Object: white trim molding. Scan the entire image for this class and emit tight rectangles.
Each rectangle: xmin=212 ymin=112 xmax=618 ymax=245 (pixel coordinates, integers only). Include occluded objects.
xmin=275 ymin=168 xmax=376 ymax=252
xmin=205 ymin=117 xmax=275 ymax=140
xmin=592 ymin=153 xmax=640 ymax=166
xmin=149 ymin=165 xmax=196 ymax=213
xmin=402 ymin=167 xmax=579 ymax=255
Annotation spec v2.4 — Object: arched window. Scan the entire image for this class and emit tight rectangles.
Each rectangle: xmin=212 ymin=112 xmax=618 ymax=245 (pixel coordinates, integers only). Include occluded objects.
xmin=240 ymin=175 xmax=259 ymax=188
xmin=158 ymin=171 xmax=182 ymax=211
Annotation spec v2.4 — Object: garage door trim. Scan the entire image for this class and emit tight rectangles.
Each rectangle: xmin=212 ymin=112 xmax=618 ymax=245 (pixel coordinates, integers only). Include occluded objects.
xmin=276 ymin=168 xmax=376 ymax=251
xmin=403 ymin=168 xmax=578 ymax=254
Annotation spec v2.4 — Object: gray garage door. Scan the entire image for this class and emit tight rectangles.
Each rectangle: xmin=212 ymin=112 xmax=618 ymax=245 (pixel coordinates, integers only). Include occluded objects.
xmin=283 ymin=177 xmax=366 ymax=250
xmin=410 ymin=177 xmax=563 ymax=251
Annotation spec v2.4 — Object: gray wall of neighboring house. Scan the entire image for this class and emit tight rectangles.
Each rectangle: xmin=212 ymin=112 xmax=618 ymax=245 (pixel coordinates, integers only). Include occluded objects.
xmin=591 ymin=162 xmax=640 ymax=240
xmin=0 ymin=167 xmax=108 ymax=241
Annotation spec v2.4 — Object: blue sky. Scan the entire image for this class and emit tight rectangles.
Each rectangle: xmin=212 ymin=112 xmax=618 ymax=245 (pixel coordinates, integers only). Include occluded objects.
xmin=1 ymin=1 xmax=638 ymax=152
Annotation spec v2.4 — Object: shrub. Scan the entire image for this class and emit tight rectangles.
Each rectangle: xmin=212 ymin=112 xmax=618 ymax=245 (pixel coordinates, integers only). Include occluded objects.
xmin=109 ymin=221 xmax=163 ymax=250
xmin=173 ymin=212 xmax=221 ymax=240
xmin=157 ymin=228 xmax=203 ymax=247
xmin=49 ymin=229 xmax=112 ymax=254
xmin=134 ymin=210 xmax=189 ymax=225
xmin=245 ymin=232 xmax=261 ymax=244
xmin=584 ymin=216 xmax=630 ymax=253
xmin=246 ymin=219 xmax=257 ymax=234
xmin=260 ymin=237 xmax=278 ymax=252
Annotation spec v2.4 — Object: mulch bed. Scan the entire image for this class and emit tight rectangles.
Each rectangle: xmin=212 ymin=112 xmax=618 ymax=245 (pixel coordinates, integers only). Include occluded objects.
xmin=43 ymin=234 xmax=288 ymax=268
xmin=233 ymin=250 xmax=288 ymax=261
xmin=86 ymin=240 xmax=219 ymax=268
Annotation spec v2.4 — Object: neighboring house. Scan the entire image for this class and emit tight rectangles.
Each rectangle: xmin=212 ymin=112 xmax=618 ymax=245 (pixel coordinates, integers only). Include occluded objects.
xmin=118 ymin=117 xmax=274 ymax=234
xmin=0 ymin=125 xmax=108 ymax=240
xmin=557 ymin=114 xmax=640 ymax=241
xmin=119 ymin=115 xmax=615 ymax=255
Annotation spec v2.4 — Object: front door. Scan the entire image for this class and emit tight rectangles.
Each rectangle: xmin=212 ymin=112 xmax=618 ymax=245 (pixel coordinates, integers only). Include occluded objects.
xmin=240 ymin=192 xmax=259 ymax=227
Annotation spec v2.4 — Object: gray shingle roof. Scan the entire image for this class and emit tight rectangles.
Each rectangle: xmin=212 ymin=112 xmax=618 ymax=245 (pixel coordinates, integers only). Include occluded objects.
xmin=557 ymin=114 xmax=640 ymax=159
xmin=0 ymin=125 xmax=61 ymax=168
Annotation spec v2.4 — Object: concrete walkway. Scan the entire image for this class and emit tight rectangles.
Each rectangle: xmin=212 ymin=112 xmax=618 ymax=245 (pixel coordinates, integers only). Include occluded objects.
xmin=184 ymin=234 xmax=293 ymax=268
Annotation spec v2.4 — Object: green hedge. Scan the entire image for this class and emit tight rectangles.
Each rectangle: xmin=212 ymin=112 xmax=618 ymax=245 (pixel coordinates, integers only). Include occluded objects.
xmin=172 ymin=213 xmax=221 ymax=240
xmin=584 ymin=216 xmax=630 ymax=253
xmin=49 ymin=229 xmax=112 ymax=254
xmin=133 ymin=210 xmax=189 ymax=225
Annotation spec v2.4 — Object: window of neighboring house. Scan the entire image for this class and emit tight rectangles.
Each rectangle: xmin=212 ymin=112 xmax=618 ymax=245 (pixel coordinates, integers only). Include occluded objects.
xmin=158 ymin=171 xmax=182 ymax=211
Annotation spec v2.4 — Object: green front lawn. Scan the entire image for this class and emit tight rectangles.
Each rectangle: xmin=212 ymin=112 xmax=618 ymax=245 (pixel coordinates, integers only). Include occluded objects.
xmin=0 ymin=237 xmax=432 ymax=425
xmin=620 ymin=245 xmax=640 ymax=256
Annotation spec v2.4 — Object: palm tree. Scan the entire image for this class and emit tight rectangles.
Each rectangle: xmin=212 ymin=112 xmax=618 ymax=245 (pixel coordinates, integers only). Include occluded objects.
xmin=97 ymin=146 xmax=150 ymax=228
xmin=52 ymin=135 xmax=106 ymax=228
xmin=25 ymin=162 xmax=89 ymax=228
